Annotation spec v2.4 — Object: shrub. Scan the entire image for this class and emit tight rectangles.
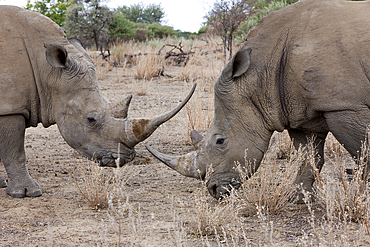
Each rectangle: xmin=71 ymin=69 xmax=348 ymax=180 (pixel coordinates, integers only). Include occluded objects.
xmin=72 ymin=161 xmax=115 ymax=210
xmin=235 ymin=146 xmax=300 ymax=216
xmin=148 ymin=23 xmax=176 ymax=39
xmin=135 ymin=55 xmax=163 ymax=79
xmin=109 ymin=14 xmax=135 ymax=41
xmin=236 ymin=0 xmax=292 ymax=41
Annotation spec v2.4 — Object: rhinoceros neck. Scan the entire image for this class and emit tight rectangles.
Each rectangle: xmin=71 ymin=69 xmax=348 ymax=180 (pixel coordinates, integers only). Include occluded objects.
xmin=22 ymin=7 xmax=68 ymax=128
xmin=240 ymin=37 xmax=294 ymax=133
xmin=24 ymin=44 xmax=59 ymax=128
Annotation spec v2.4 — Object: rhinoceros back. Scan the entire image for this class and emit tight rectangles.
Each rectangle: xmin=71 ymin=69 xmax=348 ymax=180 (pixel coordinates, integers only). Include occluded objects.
xmin=0 ymin=5 xmax=67 ymax=127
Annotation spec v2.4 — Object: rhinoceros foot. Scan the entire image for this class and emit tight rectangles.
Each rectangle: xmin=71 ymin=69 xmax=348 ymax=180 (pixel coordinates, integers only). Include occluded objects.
xmin=0 ymin=176 xmax=7 ymax=188
xmin=5 ymin=178 xmax=42 ymax=198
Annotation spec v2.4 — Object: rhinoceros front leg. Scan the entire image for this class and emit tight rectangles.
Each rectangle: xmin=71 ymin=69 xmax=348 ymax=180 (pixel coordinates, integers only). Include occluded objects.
xmin=288 ymin=129 xmax=328 ymax=204
xmin=0 ymin=115 xmax=42 ymax=197
xmin=325 ymin=110 xmax=370 ymax=185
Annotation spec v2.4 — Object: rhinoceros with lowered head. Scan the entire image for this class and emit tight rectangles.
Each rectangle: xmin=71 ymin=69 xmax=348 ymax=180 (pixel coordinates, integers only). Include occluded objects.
xmin=147 ymin=0 xmax=370 ymax=203
xmin=0 ymin=6 xmax=195 ymax=198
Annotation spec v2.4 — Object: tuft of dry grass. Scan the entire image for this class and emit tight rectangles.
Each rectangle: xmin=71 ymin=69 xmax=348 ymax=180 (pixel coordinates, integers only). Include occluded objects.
xmin=177 ymin=63 xmax=203 ymax=82
xmin=314 ymin=133 xmax=370 ymax=223
xmin=234 ymin=147 xmax=301 ymax=216
xmin=291 ymin=133 xmax=370 ymax=246
xmin=185 ymin=167 xmax=240 ymax=237
xmin=184 ymin=91 xmax=213 ymax=139
xmin=135 ymin=54 xmax=163 ymax=80
xmin=72 ymin=161 xmax=115 ymax=210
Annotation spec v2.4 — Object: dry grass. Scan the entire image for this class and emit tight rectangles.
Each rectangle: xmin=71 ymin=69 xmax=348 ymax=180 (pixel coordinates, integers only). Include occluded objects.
xmin=184 ymin=92 xmax=213 ymax=140
xmin=89 ymin=55 xmax=112 ymax=81
xmin=234 ymin=145 xmax=300 ymax=217
xmin=314 ymin=132 xmax=370 ymax=224
xmin=72 ymin=130 xmax=370 ymax=245
xmin=71 ymin=161 xmax=115 ymax=210
xmin=177 ymin=62 xmax=204 ymax=82
xmin=185 ymin=167 xmax=240 ymax=239
xmin=179 ymin=56 xmax=222 ymax=142
xmin=135 ymin=54 xmax=163 ymax=80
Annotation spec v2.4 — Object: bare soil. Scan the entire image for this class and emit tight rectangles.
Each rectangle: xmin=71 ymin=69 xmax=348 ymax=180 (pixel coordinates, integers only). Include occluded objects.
xmin=1 ymin=63 xmax=369 ymax=246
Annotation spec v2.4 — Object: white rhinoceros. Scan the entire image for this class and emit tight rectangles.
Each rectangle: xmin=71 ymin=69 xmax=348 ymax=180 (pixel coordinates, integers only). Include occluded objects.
xmin=147 ymin=0 xmax=370 ymax=203
xmin=0 ymin=6 xmax=195 ymax=198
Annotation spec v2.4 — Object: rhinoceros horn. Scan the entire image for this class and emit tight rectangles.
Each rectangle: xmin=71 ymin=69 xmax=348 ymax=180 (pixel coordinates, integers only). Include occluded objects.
xmin=122 ymin=84 xmax=197 ymax=147
xmin=111 ymin=94 xmax=133 ymax=119
xmin=146 ymin=146 xmax=201 ymax=179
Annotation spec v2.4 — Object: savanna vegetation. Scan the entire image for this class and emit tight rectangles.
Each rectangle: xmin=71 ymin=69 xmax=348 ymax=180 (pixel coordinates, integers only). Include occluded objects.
xmin=1 ymin=0 xmax=368 ymax=246
xmin=24 ymin=0 xmax=364 ymax=54
xmin=24 ymin=0 xmax=301 ymax=53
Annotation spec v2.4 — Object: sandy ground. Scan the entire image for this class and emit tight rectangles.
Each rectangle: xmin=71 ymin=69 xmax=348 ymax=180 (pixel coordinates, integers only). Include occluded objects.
xmin=1 ymin=60 xmax=370 ymax=246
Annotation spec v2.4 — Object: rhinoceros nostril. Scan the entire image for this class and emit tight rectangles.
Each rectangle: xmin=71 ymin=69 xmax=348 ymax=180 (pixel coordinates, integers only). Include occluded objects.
xmin=230 ymin=181 xmax=241 ymax=190
xmin=208 ymin=184 xmax=218 ymax=198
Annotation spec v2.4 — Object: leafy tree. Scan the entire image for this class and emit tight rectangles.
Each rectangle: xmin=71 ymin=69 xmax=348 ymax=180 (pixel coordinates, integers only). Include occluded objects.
xmin=64 ymin=0 xmax=112 ymax=50
xmin=117 ymin=3 xmax=165 ymax=24
xmin=109 ymin=13 xmax=135 ymax=41
xmin=148 ymin=23 xmax=175 ymax=38
xmin=25 ymin=0 xmax=72 ymax=27
xmin=253 ymin=0 xmax=297 ymax=9
xmin=198 ymin=26 xmax=207 ymax=35
xmin=236 ymin=0 xmax=299 ymax=41
xmin=206 ymin=0 xmax=256 ymax=63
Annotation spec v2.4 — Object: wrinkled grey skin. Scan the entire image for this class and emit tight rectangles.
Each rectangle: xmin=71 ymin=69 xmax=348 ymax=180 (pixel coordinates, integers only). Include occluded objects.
xmin=0 ymin=6 xmax=195 ymax=198
xmin=147 ymin=0 xmax=370 ymax=203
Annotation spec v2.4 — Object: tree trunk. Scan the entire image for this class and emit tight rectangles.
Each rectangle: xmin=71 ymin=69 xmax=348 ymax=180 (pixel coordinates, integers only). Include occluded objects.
xmin=223 ymin=37 xmax=227 ymax=65
xmin=229 ymin=35 xmax=233 ymax=60
xmin=93 ymin=28 xmax=100 ymax=51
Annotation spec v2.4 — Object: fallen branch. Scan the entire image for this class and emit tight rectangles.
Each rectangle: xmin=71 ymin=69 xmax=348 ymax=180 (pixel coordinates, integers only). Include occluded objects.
xmin=158 ymin=42 xmax=184 ymax=55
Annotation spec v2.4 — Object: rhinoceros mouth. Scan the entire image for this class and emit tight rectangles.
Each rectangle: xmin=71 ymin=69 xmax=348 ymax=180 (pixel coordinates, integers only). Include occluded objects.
xmin=94 ymin=150 xmax=136 ymax=168
xmin=207 ymin=178 xmax=241 ymax=199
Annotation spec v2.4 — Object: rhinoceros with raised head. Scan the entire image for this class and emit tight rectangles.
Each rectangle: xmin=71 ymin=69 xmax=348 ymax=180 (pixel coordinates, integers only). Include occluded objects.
xmin=147 ymin=0 xmax=370 ymax=203
xmin=0 ymin=6 xmax=195 ymax=198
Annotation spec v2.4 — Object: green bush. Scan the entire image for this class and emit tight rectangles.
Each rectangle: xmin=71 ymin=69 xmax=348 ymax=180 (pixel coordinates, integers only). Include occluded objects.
xmin=148 ymin=23 xmax=176 ymax=39
xmin=109 ymin=14 xmax=135 ymax=41
xmin=198 ymin=26 xmax=207 ymax=35
xmin=236 ymin=0 xmax=291 ymax=41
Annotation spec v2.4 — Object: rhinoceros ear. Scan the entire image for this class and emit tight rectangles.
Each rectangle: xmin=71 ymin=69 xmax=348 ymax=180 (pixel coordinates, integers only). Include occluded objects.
xmin=223 ymin=49 xmax=251 ymax=79
xmin=44 ymin=44 xmax=69 ymax=68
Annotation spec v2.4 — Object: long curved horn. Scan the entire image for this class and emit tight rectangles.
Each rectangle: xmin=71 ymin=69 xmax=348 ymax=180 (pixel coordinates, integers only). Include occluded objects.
xmin=122 ymin=84 xmax=196 ymax=146
xmin=146 ymin=146 xmax=201 ymax=179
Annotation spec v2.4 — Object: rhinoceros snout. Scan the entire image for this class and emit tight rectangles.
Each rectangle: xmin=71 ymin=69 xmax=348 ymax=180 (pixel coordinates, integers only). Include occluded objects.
xmin=207 ymin=180 xmax=241 ymax=199
xmin=97 ymin=149 xmax=136 ymax=167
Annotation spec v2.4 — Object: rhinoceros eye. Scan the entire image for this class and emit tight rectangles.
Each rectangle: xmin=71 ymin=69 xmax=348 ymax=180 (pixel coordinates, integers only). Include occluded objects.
xmin=216 ymin=138 xmax=225 ymax=145
xmin=87 ymin=117 xmax=97 ymax=126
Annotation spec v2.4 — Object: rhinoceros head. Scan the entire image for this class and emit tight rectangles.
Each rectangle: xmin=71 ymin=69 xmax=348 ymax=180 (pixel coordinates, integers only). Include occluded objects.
xmin=44 ymin=41 xmax=196 ymax=167
xmin=146 ymin=49 xmax=273 ymax=199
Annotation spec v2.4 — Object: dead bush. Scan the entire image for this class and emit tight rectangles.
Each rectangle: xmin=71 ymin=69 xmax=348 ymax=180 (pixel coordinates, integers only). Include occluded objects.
xmin=185 ymin=167 xmax=240 ymax=239
xmin=135 ymin=55 xmax=163 ymax=80
xmin=72 ymin=161 xmax=115 ymax=210
xmin=235 ymin=147 xmax=301 ymax=216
